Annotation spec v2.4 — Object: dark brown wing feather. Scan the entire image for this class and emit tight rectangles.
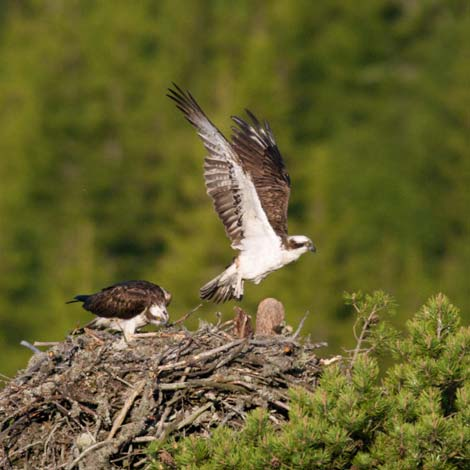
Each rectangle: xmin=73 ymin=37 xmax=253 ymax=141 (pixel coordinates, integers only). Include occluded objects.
xmin=168 ymin=85 xmax=244 ymax=249
xmin=83 ymin=280 xmax=165 ymax=319
xmin=231 ymin=111 xmax=291 ymax=241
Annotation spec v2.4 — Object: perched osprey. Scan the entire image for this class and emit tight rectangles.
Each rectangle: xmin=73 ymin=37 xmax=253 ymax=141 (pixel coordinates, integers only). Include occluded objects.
xmin=66 ymin=280 xmax=171 ymax=340
xmin=168 ymin=85 xmax=316 ymax=303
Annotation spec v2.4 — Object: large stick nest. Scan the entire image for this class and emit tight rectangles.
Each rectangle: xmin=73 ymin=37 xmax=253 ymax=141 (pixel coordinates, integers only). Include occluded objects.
xmin=0 ymin=308 xmax=326 ymax=469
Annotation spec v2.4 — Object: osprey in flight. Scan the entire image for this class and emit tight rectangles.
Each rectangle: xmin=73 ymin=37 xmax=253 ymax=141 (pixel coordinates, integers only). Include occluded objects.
xmin=67 ymin=280 xmax=171 ymax=340
xmin=168 ymin=85 xmax=315 ymax=303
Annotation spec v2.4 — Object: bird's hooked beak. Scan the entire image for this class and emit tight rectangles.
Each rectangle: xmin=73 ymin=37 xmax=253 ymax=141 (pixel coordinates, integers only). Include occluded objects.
xmin=149 ymin=305 xmax=170 ymax=326
xmin=309 ymin=244 xmax=316 ymax=253
xmin=160 ymin=309 xmax=170 ymax=325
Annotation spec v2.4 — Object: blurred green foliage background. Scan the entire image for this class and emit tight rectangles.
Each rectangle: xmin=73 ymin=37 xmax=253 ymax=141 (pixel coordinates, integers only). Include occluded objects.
xmin=0 ymin=0 xmax=469 ymax=377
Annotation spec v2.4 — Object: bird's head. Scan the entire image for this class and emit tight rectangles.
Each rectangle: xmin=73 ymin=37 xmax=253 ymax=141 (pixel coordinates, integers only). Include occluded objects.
xmin=147 ymin=286 xmax=172 ymax=326
xmin=287 ymin=235 xmax=316 ymax=255
xmin=148 ymin=304 xmax=170 ymax=326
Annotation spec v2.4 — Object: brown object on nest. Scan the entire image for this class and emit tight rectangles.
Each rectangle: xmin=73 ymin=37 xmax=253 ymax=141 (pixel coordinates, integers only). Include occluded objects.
xmin=0 ymin=306 xmax=327 ymax=469
xmin=232 ymin=306 xmax=253 ymax=338
xmin=255 ymin=298 xmax=286 ymax=336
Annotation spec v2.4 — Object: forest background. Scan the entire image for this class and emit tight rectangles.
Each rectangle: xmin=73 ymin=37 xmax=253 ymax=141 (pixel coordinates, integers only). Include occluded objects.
xmin=0 ymin=0 xmax=469 ymax=377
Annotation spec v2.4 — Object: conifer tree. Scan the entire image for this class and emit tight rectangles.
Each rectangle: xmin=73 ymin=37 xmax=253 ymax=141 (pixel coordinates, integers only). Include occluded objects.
xmin=150 ymin=292 xmax=469 ymax=469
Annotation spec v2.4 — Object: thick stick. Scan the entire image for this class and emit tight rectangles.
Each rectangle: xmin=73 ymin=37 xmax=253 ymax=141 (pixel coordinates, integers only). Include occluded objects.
xmin=107 ymin=380 xmax=145 ymax=440
xmin=156 ymin=339 xmax=246 ymax=372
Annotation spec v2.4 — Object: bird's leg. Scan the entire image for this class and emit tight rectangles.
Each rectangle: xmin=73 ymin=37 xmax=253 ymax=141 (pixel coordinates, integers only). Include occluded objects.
xmin=119 ymin=326 xmax=160 ymax=342
xmin=118 ymin=320 xmax=137 ymax=345
xmin=235 ymin=277 xmax=244 ymax=299
xmin=113 ymin=327 xmax=132 ymax=350
xmin=83 ymin=327 xmax=105 ymax=344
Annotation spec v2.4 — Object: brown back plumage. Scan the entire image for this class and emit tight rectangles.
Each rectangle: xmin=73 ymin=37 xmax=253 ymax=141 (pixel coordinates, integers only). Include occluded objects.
xmin=69 ymin=280 xmax=170 ymax=320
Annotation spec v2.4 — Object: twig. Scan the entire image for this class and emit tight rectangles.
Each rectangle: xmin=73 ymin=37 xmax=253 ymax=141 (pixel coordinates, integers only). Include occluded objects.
xmin=249 ymin=338 xmax=299 ymax=347
xmin=157 ymin=332 xmax=187 ymax=340
xmin=179 ymin=366 xmax=191 ymax=383
xmin=320 ymin=356 xmax=342 ymax=366
xmin=7 ymin=440 xmax=43 ymax=459
xmin=73 ymin=401 xmax=99 ymax=418
xmin=156 ymin=339 xmax=245 ymax=372
xmin=33 ymin=341 xmax=60 ymax=347
xmin=157 ymin=379 xmax=245 ymax=393
xmin=213 ymin=341 xmax=247 ymax=369
xmin=292 ymin=310 xmax=311 ymax=339
xmin=133 ymin=435 xmax=157 ymax=443
xmin=269 ymin=414 xmax=281 ymax=425
xmin=61 ymin=440 xmax=112 ymax=469
xmin=104 ymin=369 xmax=134 ymax=388
xmin=174 ymin=338 xmax=194 ymax=363
xmin=220 ymin=411 xmax=237 ymax=427
xmin=42 ymin=420 xmax=64 ymax=467
xmin=221 ymin=401 xmax=246 ymax=419
xmin=109 ymin=374 xmax=134 ymax=389
xmin=349 ymin=306 xmax=378 ymax=371
xmin=217 ymin=330 xmax=235 ymax=341
xmin=134 ymin=456 xmax=150 ymax=467
xmin=155 ymin=405 xmax=172 ymax=439
xmin=93 ymin=418 xmax=102 ymax=441
xmin=0 ymin=373 xmax=11 ymax=385
xmin=182 ymin=340 xmax=247 ymax=379
xmin=231 ymin=381 xmax=289 ymax=409
xmin=83 ymin=327 xmax=105 ymax=344
xmin=155 ymin=340 xmax=192 ymax=368
xmin=108 ymin=380 xmax=145 ymax=440
xmin=170 ymin=303 xmax=203 ymax=326
xmin=52 ymin=402 xmax=83 ymax=430
xmin=304 ymin=341 xmax=328 ymax=349
xmin=352 ymin=317 xmax=360 ymax=342
xmin=218 ymin=319 xmax=235 ymax=332
xmin=20 ymin=341 xmax=42 ymax=355
xmin=109 ymin=447 xmax=146 ymax=466
xmin=176 ymin=402 xmax=212 ymax=430
xmin=156 ymin=402 xmax=213 ymax=443
xmin=132 ymin=332 xmax=160 ymax=338
xmin=269 ymin=399 xmax=290 ymax=412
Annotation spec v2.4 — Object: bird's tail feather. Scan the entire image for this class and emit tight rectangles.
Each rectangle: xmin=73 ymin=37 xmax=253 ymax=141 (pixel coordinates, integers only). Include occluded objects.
xmin=200 ymin=267 xmax=242 ymax=303
xmin=66 ymin=294 xmax=90 ymax=304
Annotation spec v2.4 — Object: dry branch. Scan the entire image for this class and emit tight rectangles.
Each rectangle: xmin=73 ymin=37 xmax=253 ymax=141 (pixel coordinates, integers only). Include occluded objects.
xmin=107 ymin=380 xmax=146 ymax=440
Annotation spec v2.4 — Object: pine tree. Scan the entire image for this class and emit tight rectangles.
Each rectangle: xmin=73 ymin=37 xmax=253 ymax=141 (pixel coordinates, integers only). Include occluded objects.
xmin=149 ymin=293 xmax=470 ymax=469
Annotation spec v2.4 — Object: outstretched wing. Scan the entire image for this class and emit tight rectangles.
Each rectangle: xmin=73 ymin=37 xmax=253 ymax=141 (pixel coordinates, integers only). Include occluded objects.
xmin=231 ymin=111 xmax=291 ymax=241
xmin=85 ymin=281 xmax=157 ymax=319
xmin=168 ymin=85 xmax=280 ymax=252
